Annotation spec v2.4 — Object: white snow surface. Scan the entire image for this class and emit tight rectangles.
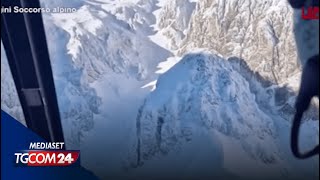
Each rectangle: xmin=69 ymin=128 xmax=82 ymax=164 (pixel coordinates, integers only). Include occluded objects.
xmin=128 ymin=53 xmax=318 ymax=180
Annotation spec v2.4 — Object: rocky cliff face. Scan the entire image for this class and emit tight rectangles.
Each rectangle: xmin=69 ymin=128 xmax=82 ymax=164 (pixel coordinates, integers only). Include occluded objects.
xmin=156 ymin=0 xmax=298 ymax=84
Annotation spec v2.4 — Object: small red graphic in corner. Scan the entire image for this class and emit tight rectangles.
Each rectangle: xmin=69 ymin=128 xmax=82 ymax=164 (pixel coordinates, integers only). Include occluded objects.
xmin=302 ymin=7 xmax=319 ymax=20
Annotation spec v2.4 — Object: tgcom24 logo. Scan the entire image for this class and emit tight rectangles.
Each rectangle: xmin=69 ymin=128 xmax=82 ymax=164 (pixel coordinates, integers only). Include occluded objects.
xmin=14 ymin=142 xmax=80 ymax=167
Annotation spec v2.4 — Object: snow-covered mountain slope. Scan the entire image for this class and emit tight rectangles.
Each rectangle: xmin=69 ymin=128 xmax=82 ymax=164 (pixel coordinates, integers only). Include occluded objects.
xmin=44 ymin=4 xmax=171 ymax=83
xmin=128 ymin=53 xmax=318 ymax=180
xmin=39 ymin=0 xmax=172 ymax=150
xmin=154 ymin=0 xmax=299 ymax=84
xmin=1 ymin=43 xmax=26 ymax=126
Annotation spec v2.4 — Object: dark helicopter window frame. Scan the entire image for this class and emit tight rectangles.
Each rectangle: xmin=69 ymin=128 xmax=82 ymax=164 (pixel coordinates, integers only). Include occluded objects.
xmin=1 ymin=0 xmax=65 ymax=145
xmin=1 ymin=41 xmax=27 ymax=126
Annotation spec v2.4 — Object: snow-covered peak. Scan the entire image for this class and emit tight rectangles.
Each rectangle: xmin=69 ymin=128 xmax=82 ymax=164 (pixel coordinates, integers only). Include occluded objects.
xmin=129 ymin=53 xmax=318 ymax=180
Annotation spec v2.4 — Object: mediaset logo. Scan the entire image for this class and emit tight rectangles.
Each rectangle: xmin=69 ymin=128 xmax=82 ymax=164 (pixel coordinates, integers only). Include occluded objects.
xmin=14 ymin=142 xmax=80 ymax=167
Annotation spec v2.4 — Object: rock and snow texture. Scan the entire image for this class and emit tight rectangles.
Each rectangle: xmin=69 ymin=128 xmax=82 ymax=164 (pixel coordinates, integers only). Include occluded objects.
xmin=155 ymin=0 xmax=299 ymax=84
xmin=39 ymin=0 xmax=172 ymax=150
xmin=1 ymin=0 xmax=319 ymax=179
xmin=128 ymin=53 xmax=319 ymax=180
xmin=1 ymin=43 xmax=26 ymax=126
